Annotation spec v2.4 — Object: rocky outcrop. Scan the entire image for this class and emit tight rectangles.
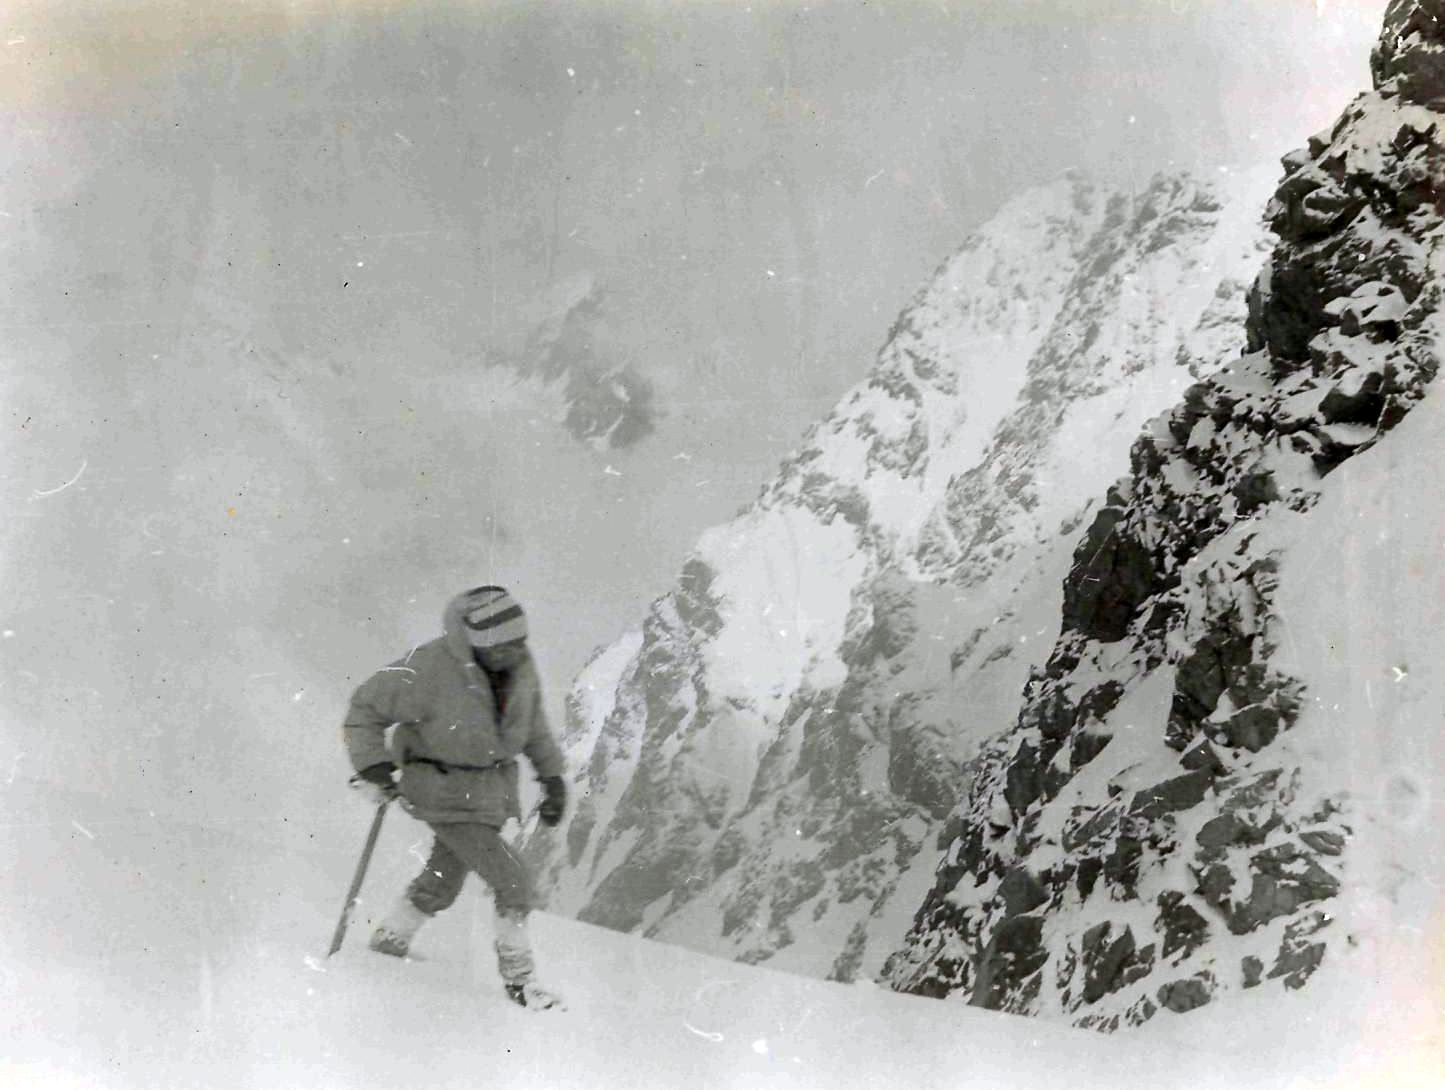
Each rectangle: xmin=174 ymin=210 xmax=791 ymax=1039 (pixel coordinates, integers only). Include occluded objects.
xmin=884 ymin=0 xmax=1443 ymax=1028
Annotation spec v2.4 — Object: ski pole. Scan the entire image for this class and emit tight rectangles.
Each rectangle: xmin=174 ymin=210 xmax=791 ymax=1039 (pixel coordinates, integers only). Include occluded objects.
xmin=328 ymin=799 xmax=390 ymax=957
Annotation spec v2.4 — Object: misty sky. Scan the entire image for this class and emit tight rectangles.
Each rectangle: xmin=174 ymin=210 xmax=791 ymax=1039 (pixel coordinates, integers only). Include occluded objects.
xmin=0 ymin=0 xmax=1385 ymax=829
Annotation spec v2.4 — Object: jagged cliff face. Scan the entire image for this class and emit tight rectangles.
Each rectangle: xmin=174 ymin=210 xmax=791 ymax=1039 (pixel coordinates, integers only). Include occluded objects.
xmin=522 ymin=166 xmax=1277 ymax=980
xmin=884 ymin=0 xmax=1444 ymax=1029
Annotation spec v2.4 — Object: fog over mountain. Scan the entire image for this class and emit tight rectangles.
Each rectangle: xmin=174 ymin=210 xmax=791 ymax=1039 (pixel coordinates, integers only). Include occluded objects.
xmin=0 ymin=1 xmax=1383 ymax=837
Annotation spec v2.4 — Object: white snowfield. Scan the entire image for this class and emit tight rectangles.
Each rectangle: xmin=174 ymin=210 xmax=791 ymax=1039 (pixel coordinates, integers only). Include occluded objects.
xmin=3 ymin=770 xmax=1440 ymax=1089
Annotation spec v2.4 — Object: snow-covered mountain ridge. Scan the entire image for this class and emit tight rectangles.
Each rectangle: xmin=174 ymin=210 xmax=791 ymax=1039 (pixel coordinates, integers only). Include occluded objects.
xmin=521 ymin=162 xmax=1280 ymax=983
xmin=883 ymin=0 xmax=1444 ymax=1029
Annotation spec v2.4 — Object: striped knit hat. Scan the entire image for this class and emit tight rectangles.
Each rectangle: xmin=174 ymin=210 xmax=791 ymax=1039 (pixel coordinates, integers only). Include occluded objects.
xmin=458 ymin=586 xmax=529 ymax=648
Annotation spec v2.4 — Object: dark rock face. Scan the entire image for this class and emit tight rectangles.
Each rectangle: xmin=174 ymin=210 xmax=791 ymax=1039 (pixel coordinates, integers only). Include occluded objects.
xmin=1242 ymin=956 xmax=1265 ymax=988
xmin=1371 ymin=0 xmax=1445 ymax=103
xmin=970 ymin=915 xmax=1048 ymax=1010
xmin=1157 ymin=892 xmax=1210 ymax=960
xmin=1060 ymin=503 xmax=1160 ymax=643
xmin=1078 ymin=924 xmax=1154 ymax=1004
xmin=1130 ymin=770 xmax=1213 ymax=820
xmin=1269 ymin=912 xmax=1332 ymax=988
xmin=885 ymin=1 xmax=1444 ymax=1029
xmin=1158 ymin=974 xmax=1214 ymax=1014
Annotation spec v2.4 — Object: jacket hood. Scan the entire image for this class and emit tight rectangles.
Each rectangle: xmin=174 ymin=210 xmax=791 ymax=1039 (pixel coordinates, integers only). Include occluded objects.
xmin=442 ymin=590 xmax=480 ymax=664
xmin=442 ymin=588 xmax=531 ymax=667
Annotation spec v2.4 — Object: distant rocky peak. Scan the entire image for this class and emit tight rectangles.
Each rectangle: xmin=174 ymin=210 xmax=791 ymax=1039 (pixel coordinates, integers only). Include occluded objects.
xmin=493 ymin=271 xmax=657 ymax=450
xmin=910 ymin=168 xmax=1274 ymax=589
xmin=523 ymin=164 xmax=1282 ymax=986
xmin=768 ymin=169 xmax=1271 ymax=575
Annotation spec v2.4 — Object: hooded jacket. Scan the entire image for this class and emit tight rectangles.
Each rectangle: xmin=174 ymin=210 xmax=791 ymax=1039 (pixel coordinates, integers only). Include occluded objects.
xmin=343 ymin=594 xmax=565 ymax=825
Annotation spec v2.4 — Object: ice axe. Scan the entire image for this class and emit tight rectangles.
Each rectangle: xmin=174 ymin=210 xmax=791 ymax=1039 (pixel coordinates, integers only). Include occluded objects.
xmin=327 ymin=799 xmax=390 ymax=957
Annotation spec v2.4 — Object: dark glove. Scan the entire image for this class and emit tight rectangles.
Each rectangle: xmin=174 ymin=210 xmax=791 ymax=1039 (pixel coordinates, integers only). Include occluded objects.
xmin=538 ymin=776 xmax=567 ymax=827
xmin=350 ymin=761 xmax=399 ymax=805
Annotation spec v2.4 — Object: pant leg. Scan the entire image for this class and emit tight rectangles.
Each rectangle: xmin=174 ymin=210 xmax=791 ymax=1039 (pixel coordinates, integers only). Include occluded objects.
xmin=492 ymin=904 xmax=535 ymax=986
xmin=428 ymin=823 xmax=539 ymax=985
xmin=428 ymin=822 xmax=535 ymax=915
xmin=406 ymin=834 xmax=468 ymax=915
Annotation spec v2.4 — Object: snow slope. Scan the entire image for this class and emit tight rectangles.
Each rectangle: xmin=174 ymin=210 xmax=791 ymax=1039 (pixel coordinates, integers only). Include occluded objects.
xmin=2 ymin=781 xmax=1437 ymax=1089
xmin=1129 ymin=361 xmax=1445 ymax=1087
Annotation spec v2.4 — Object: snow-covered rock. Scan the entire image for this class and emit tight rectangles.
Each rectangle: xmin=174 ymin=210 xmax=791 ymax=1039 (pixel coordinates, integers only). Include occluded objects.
xmin=884 ymin=0 xmax=1444 ymax=1030
xmin=522 ymin=164 xmax=1279 ymax=982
